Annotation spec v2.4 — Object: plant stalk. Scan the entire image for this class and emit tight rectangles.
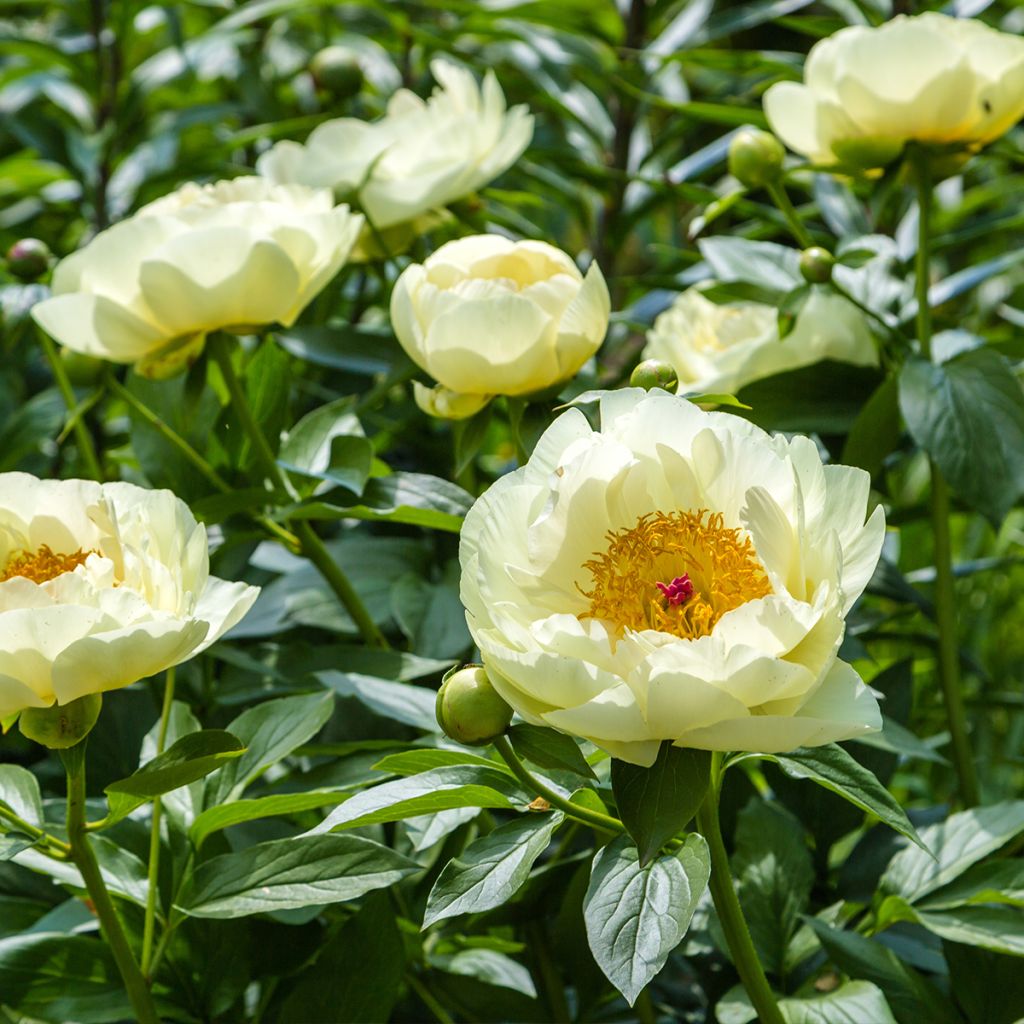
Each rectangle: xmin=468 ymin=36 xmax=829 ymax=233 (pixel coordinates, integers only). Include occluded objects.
xmin=695 ymin=753 xmax=784 ymax=1024
xmin=913 ymin=153 xmax=979 ymax=806
xmin=64 ymin=745 xmax=160 ymax=1024
xmin=766 ymin=181 xmax=813 ymax=248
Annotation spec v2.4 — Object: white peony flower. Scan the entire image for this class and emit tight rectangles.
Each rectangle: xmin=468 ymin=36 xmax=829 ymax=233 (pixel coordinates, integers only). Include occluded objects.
xmin=459 ymin=390 xmax=885 ymax=766
xmin=764 ymin=13 xmax=1024 ymax=169
xmin=32 ymin=177 xmax=362 ymax=378
xmin=391 ymin=234 xmax=610 ymax=419
xmin=257 ymin=59 xmax=533 ymax=232
xmin=643 ymin=287 xmax=878 ymax=396
xmin=0 ymin=474 xmax=258 ymax=717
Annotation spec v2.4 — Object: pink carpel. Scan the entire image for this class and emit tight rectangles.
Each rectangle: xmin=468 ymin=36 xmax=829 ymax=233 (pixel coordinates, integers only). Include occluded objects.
xmin=656 ymin=574 xmax=694 ymax=605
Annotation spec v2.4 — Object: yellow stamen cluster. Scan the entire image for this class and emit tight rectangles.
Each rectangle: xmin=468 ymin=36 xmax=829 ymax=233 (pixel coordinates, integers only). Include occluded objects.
xmin=0 ymin=545 xmax=93 ymax=584
xmin=579 ymin=510 xmax=771 ymax=640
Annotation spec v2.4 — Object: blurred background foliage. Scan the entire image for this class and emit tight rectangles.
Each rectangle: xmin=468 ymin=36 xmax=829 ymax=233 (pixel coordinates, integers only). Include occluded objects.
xmin=1 ymin=0 xmax=1024 ymax=1022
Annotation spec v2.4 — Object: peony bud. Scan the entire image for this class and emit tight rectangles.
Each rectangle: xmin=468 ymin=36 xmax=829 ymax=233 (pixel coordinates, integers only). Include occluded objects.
xmin=630 ymin=359 xmax=678 ymax=392
xmin=6 ymin=238 xmax=51 ymax=281
xmin=309 ymin=46 xmax=364 ymax=99
xmin=436 ymin=666 xmax=513 ymax=746
xmin=799 ymin=247 xmax=835 ymax=284
xmin=728 ymin=129 xmax=785 ymax=189
xmin=19 ymin=694 xmax=102 ymax=749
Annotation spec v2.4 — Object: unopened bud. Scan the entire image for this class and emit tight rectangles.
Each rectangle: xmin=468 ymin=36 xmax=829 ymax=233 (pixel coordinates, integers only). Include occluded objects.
xmin=799 ymin=246 xmax=835 ymax=284
xmin=19 ymin=694 xmax=102 ymax=749
xmin=6 ymin=238 xmax=51 ymax=281
xmin=630 ymin=359 xmax=678 ymax=392
xmin=728 ymin=129 xmax=785 ymax=189
xmin=310 ymin=46 xmax=364 ymax=100
xmin=436 ymin=666 xmax=512 ymax=746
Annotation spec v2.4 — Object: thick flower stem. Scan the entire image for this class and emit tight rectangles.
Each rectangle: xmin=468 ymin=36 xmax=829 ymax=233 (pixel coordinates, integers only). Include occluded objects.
xmin=492 ymin=735 xmax=625 ymax=835
xmin=38 ymin=331 xmax=104 ymax=481
xmin=913 ymin=154 xmax=979 ymax=807
xmin=766 ymin=181 xmax=813 ymax=249
xmin=696 ymin=754 xmax=784 ymax=1024
xmin=208 ymin=336 xmax=388 ymax=649
xmin=64 ymin=746 xmax=160 ymax=1024
xmin=141 ymin=667 xmax=174 ymax=975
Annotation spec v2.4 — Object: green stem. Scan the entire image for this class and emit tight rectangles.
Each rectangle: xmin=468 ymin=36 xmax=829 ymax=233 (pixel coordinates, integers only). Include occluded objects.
xmin=64 ymin=746 xmax=160 ymax=1024
xmin=766 ymin=181 xmax=813 ymax=249
xmin=492 ymin=735 xmax=625 ymax=835
xmin=526 ymin=920 xmax=570 ymax=1024
xmin=912 ymin=153 xmax=979 ymax=807
xmin=695 ymin=754 xmax=784 ymax=1024
xmin=0 ymin=805 xmax=71 ymax=857
xmin=406 ymin=972 xmax=455 ymax=1024
xmin=141 ymin=667 xmax=175 ymax=974
xmin=39 ymin=332 xmax=104 ymax=481
xmin=208 ymin=336 xmax=388 ymax=648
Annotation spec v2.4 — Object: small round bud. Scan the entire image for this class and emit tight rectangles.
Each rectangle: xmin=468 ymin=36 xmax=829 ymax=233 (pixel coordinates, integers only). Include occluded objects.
xmin=436 ymin=666 xmax=513 ymax=746
xmin=799 ymin=246 xmax=835 ymax=284
xmin=630 ymin=359 xmax=678 ymax=392
xmin=309 ymin=46 xmax=364 ymax=100
xmin=19 ymin=694 xmax=102 ymax=750
xmin=728 ymin=129 xmax=785 ymax=189
xmin=5 ymin=238 xmax=51 ymax=281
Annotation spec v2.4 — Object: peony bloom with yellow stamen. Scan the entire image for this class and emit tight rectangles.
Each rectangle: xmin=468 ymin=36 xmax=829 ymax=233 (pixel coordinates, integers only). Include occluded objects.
xmin=459 ymin=389 xmax=885 ymax=766
xmin=0 ymin=474 xmax=258 ymax=719
xmin=31 ymin=177 xmax=363 ymax=378
xmin=764 ymin=13 xmax=1024 ymax=170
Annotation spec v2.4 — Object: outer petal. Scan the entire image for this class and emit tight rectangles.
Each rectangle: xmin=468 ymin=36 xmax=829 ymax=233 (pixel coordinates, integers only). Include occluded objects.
xmin=763 ymin=82 xmax=833 ymax=163
xmin=413 ymin=382 xmax=491 ymax=420
xmin=31 ymin=294 xmax=168 ymax=362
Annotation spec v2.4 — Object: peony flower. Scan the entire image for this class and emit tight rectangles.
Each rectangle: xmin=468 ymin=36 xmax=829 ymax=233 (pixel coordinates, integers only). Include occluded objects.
xmin=32 ymin=177 xmax=362 ymax=378
xmin=257 ymin=59 xmax=533 ymax=235
xmin=764 ymin=13 xmax=1024 ymax=169
xmin=391 ymin=234 xmax=610 ymax=419
xmin=459 ymin=390 xmax=885 ymax=766
xmin=0 ymin=474 xmax=258 ymax=718
xmin=643 ymin=287 xmax=877 ymax=396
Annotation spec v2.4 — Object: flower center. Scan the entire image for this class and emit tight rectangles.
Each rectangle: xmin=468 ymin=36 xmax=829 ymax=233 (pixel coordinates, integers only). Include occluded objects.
xmin=0 ymin=545 xmax=94 ymax=584
xmin=579 ymin=510 xmax=771 ymax=640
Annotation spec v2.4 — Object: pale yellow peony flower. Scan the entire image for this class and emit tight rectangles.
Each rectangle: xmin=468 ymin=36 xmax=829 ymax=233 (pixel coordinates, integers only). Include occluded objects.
xmin=764 ymin=13 xmax=1024 ymax=168
xmin=643 ymin=287 xmax=878 ymax=396
xmin=257 ymin=59 xmax=533 ymax=233
xmin=391 ymin=234 xmax=610 ymax=419
xmin=0 ymin=474 xmax=258 ymax=718
xmin=32 ymin=178 xmax=363 ymax=377
xmin=459 ymin=390 xmax=885 ymax=766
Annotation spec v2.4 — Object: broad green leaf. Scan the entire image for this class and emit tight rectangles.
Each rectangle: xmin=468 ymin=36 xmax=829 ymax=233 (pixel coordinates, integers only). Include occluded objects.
xmin=898 ymin=349 xmax=1024 ymax=524
xmin=307 ymin=765 xmax=527 ymax=833
xmin=16 ymin=836 xmax=149 ymax=907
xmin=731 ymin=744 xmax=923 ymax=849
xmin=405 ymin=808 xmax=481 ymax=853
xmin=276 ymin=323 xmax=412 ymax=375
xmin=104 ymin=730 xmax=244 ymax=823
xmin=391 ymin=562 xmax=472 ymax=660
xmin=431 ymin=949 xmax=537 ymax=997
xmin=920 ymin=859 xmax=1024 ymax=910
xmin=0 ymin=764 xmax=43 ymax=827
xmin=914 ymin=906 xmax=1024 ymax=958
xmin=881 ymin=801 xmax=1024 ymax=903
xmin=207 ymin=691 xmax=334 ymax=805
xmin=138 ymin=699 xmax=202 ymax=827
xmin=372 ymin=749 xmax=497 ymax=776
xmin=850 ymin=715 xmax=949 ymax=765
xmin=841 ymin=377 xmax=900 ymax=480
xmin=699 ymin=236 xmax=800 ymax=293
xmin=805 ymin=919 xmax=958 ymax=1024
xmin=189 ymin=789 xmax=352 ymax=849
xmin=583 ymin=833 xmax=710 ymax=1005
xmin=176 ymin=834 xmax=417 ymax=919
xmin=424 ymin=812 xmax=564 ymax=927
xmin=508 ymin=724 xmax=597 ymax=781
xmin=612 ymin=744 xmax=711 ymax=866
xmin=318 ymin=670 xmax=440 ymax=732
xmin=718 ymin=980 xmax=897 ymax=1024
xmin=945 ymin=942 xmax=1024 ymax=1024
xmin=0 ymin=834 xmax=35 ymax=860
xmin=278 ymin=397 xmax=373 ymax=495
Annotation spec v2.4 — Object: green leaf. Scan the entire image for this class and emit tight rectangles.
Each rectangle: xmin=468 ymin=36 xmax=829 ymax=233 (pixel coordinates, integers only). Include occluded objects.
xmin=805 ymin=919 xmax=959 ymax=1024
xmin=898 ymin=349 xmax=1024 ymax=524
xmin=318 ymin=670 xmax=440 ymax=732
xmin=583 ymin=833 xmax=710 ymax=1005
xmin=719 ymin=980 xmax=898 ymax=1024
xmin=424 ymin=812 xmax=564 ymax=927
xmin=731 ymin=744 xmax=924 ymax=849
xmin=611 ymin=744 xmax=711 ymax=866
xmin=390 ymin=562 xmax=472 ymax=661
xmin=372 ymin=749 xmax=497 ymax=776
xmin=307 ymin=765 xmax=527 ymax=833
xmin=914 ymin=906 xmax=1024 ymax=958
xmin=508 ymin=724 xmax=597 ymax=781
xmin=920 ymin=859 xmax=1024 ymax=910
xmin=431 ymin=948 xmax=536 ymax=997
xmin=207 ymin=691 xmax=334 ymax=805
xmin=176 ymin=834 xmax=418 ymax=919
xmin=241 ymin=340 xmax=292 ymax=468
xmin=945 ymin=942 xmax=1024 ymax=1024
xmin=0 ymin=834 xmax=35 ymax=860
xmin=0 ymin=764 xmax=43 ymax=827
xmin=276 ymin=323 xmax=413 ymax=375
xmin=278 ymin=397 xmax=373 ymax=495
xmin=104 ymin=730 xmax=244 ymax=823
xmin=454 ymin=404 xmax=493 ymax=477
xmin=15 ymin=835 xmax=149 ymax=906
xmin=841 ymin=377 xmax=901 ymax=479
xmin=881 ymin=801 xmax=1024 ymax=903
xmin=777 ymin=283 xmax=811 ymax=339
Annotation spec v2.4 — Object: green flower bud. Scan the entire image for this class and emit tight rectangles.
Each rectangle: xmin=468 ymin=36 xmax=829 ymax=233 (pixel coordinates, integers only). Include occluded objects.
xmin=799 ymin=246 xmax=835 ymax=284
xmin=630 ymin=359 xmax=679 ymax=392
xmin=728 ymin=129 xmax=785 ymax=189
xmin=19 ymin=694 xmax=102 ymax=750
xmin=6 ymin=238 xmax=51 ymax=281
xmin=436 ymin=665 xmax=513 ymax=746
xmin=310 ymin=46 xmax=364 ymax=100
